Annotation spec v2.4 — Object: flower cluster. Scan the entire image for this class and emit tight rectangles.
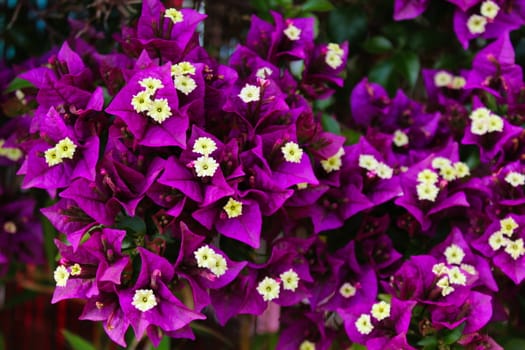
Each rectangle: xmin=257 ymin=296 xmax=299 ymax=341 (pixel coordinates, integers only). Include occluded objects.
xmin=3 ymin=0 xmax=525 ymax=348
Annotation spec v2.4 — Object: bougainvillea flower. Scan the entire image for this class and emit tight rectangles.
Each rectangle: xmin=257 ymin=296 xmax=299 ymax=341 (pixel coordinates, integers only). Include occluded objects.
xmin=394 ymin=0 xmax=430 ymax=20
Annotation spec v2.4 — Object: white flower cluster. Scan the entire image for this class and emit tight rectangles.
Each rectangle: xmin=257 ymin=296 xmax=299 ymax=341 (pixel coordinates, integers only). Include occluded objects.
xmin=283 ymin=22 xmax=301 ymax=41
xmin=325 ymin=43 xmax=345 ymax=69
xmin=488 ymin=217 xmax=525 ymax=260
xmin=355 ymin=301 xmax=391 ymax=335
xmin=44 ymin=137 xmax=77 ymax=167
xmin=358 ymin=154 xmax=393 ymax=179
xmin=172 ymin=61 xmax=197 ymax=95
xmin=416 ymin=157 xmax=470 ymax=202
xmin=432 ymin=243 xmax=477 ymax=297
xmin=469 ymin=107 xmax=504 ymax=135
xmin=256 ymin=269 xmax=300 ymax=301
xmin=467 ymin=1 xmax=500 ymax=35
xmin=433 ymin=70 xmax=466 ymax=90
xmin=194 ymin=245 xmax=229 ymax=277
xmin=131 ymin=77 xmax=172 ymax=123
xmin=192 ymin=137 xmax=220 ymax=178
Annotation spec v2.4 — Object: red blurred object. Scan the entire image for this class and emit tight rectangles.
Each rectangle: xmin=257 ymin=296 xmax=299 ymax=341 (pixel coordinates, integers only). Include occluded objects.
xmin=164 ymin=0 xmax=184 ymax=8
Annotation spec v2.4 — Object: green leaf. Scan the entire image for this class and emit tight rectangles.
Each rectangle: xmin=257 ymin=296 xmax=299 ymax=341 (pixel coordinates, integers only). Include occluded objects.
xmin=363 ymin=36 xmax=393 ymax=54
xmin=302 ymin=0 xmax=334 ymax=12
xmin=349 ymin=343 xmax=367 ymax=350
xmin=417 ymin=335 xmax=438 ymax=347
xmin=394 ymin=51 xmax=420 ymax=88
xmin=321 ymin=114 xmax=341 ymax=135
xmin=442 ymin=322 xmax=466 ymax=345
xmin=0 ymin=332 xmax=5 ymax=350
xmin=153 ymin=335 xmax=171 ymax=350
xmin=4 ymin=77 xmax=33 ymax=93
xmin=116 ymin=216 xmax=146 ymax=234
xmin=328 ymin=6 xmax=367 ymax=44
xmin=368 ymin=59 xmax=395 ymax=88
xmin=62 ymin=330 xmax=96 ymax=350
xmin=341 ymin=127 xmax=361 ymax=145
xmin=503 ymin=338 xmax=525 ymax=350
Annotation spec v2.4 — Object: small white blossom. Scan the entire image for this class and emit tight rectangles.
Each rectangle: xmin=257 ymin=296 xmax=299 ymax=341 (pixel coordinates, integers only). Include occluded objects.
xmin=416 ymin=182 xmax=440 ymax=202
xmin=325 ymin=51 xmax=343 ymax=69
xmin=444 ymin=244 xmax=465 ymax=265
xmin=131 ymin=90 xmax=153 ymax=113
xmin=434 ymin=71 xmax=453 ymax=87
xmin=256 ymin=277 xmax=280 ymax=301
xmin=171 ymin=61 xmax=195 ymax=76
xmin=487 ymin=114 xmax=504 ymax=133
xmin=480 ymin=0 xmax=500 ymax=19
xmin=54 ymin=265 xmax=70 ymax=287
xmin=505 ymin=171 xmax=525 ymax=187
xmin=70 ymin=263 xmax=82 ymax=276
xmin=283 ymin=23 xmax=301 ymax=41
xmin=339 ymin=282 xmax=357 ymax=298
xmin=193 ymin=137 xmax=217 ymax=156
xmin=505 ymin=238 xmax=525 ymax=260
xmin=469 ymin=107 xmax=492 ymax=121
xmin=460 ymin=263 xmax=477 ymax=275
xmin=376 ymin=162 xmax=393 ymax=179
xmin=164 ymin=8 xmax=184 ymax=23
xmin=174 ymin=75 xmax=197 ymax=95
xmin=500 ymin=217 xmax=518 ymax=236
xmin=471 ymin=118 xmax=489 ymax=135
xmin=359 ymin=154 xmax=379 ymax=171
xmin=488 ymin=231 xmax=508 ymax=251
xmin=355 ymin=314 xmax=374 ymax=335
xmin=299 ymin=340 xmax=316 ymax=350
xmin=393 ymin=129 xmax=409 ymax=147
xmin=451 ymin=76 xmax=466 ymax=89
xmin=256 ymin=67 xmax=273 ymax=79
xmin=44 ymin=147 xmax=61 ymax=167
xmin=371 ymin=301 xmax=391 ymax=321
xmin=436 ymin=276 xmax=455 ymax=296
xmin=448 ymin=266 xmax=467 ymax=285
xmin=281 ymin=141 xmax=304 ymax=163
xmin=467 ymin=14 xmax=488 ymax=35
xmin=147 ymin=98 xmax=172 ymax=123
xmin=280 ymin=269 xmax=300 ymax=291
xmin=194 ymin=245 xmax=217 ymax=268
xmin=238 ymin=84 xmax=260 ymax=103
xmin=431 ymin=157 xmax=452 ymax=170
xmin=321 ymin=148 xmax=345 ymax=173
xmin=194 ymin=156 xmax=220 ymax=177
xmin=454 ymin=162 xmax=470 ymax=178
xmin=209 ymin=254 xmax=228 ymax=277
xmin=223 ymin=198 xmax=243 ymax=219
xmin=56 ymin=137 xmax=77 ymax=160
xmin=139 ymin=77 xmax=164 ymax=94
xmin=432 ymin=263 xmax=449 ymax=276
xmin=132 ymin=289 xmax=158 ymax=312
xmin=417 ymin=169 xmax=439 ymax=185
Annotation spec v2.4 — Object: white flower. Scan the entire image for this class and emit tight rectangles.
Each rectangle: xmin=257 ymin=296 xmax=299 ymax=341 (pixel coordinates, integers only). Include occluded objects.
xmin=281 ymin=141 xmax=304 ymax=163
xmin=131 ymin=90 xmax=153 ymax=113
xmin=467 ymin=14 xmax=488 ymax=35
xmin=283 ymin=23 xmax=301 ymax=41
xmin=376 ymin=162 xmax=393 ymax=179
xmin=488 ymin=231 xmax=508 ymax=251
xmin=460 ymin=263 xmax=477 ymax=275
xmin=44 ymin=147 xmax=61 ymax=167
xmin=147 ymin=98 xmax=172 ymax=123
xmin=299 ymin=340 xmax=316 ymax=350
xmin=439 ymin=164 xmax=457 ymax=182
xmin=327 ymin=43 xmax=344 ymax=56
xmin=436 ymin=276 xmax=455 ymax=296
xmin=194 ymin=245 xmax=217 ymax=268
xmin=325 ymin=51 xmax=343 ymax=69
xmin=132 ymin=289 xmax=158 ymax=312
xmin=434 ymin=71 xmax=453 ymax=87
xmin=470 ymin=107 xmax=491 ymax=121
xmin=416 ymin=182 xmax=440 ymax=202
xmin=209 ymin=254 xmax=228 ymax=277
xmin=223 ymin=198 xmax=243 ymax=219
xmin=193 ymin=137 xmax=217 ymax=156
xmin=359 ymin=154 xmax=379 ymax=171
xmin=280 ymin=269 xmax=300 ymax=291
xmin=321 ymin=148 xmax=345 ymax=173
xmin=470 ymin=118 xmax=489 ymax=135
xmin=56 ymin=137 xmax=77 ymax=160
xmin=432 ymin=263 xmax=449 ymax=276
xmin=171 ymin=61 xmax=195 ymax=76
xmin=256 ymin=277 xmax=280 ymax=301
xmin=505 ymin=171 xmax=525 ymax=187
xmin=451 ymin=76 xmax=466 ymax=89
xmin=238 ymin=84 xmax=260 ymax=103
xmin=339 ymin=282 xmax=357 ymax=298
xmin=444 ymin=244 xmax=465 ymax=265
xmin=194 ymin=156 xmax=220 ymax=177
xmin=500 ymin=217 xmax=518 ymax=236
xmin=70 ymin=263 xmax=82 ymax=276
xmin=454 ymin=162 xmax=470 ymax=178
xmin=487 ymin=114 xmax=504 ymax=133
xmin=355 ymin=314 xmax=374 ymax=335
xmin=417 ymin=169 xmax=439 ymax=185
xmin=164 ymin=8 xmax=184 ymax=24
xmin=505 ymin=238 xmax=525 ymax=260
xmin=431 ymin=157 xmax=452 ymax=170
xmin=447 ymin=266 xmax=467 ymax=285
xmin=480 ymin=0 xmax=500 ymax=20
xmin=256 ymin=67 xmax=273 ymax=79
xmin=139 ymin=77 xmax=164 ymax=94
xmin=54 ymin=265 xmax=70 ymax=287
xmin=393 ymin=129 xmax=409 ymax=147
xmin=371 ymin=301 xmax=391 ymax=321
xmin=174 ymin=75 xmax=197 ymax=95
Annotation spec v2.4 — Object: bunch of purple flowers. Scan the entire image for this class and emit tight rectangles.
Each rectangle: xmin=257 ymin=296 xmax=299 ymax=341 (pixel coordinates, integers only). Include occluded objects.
xmin=5 ymin=0 xmax=525 ymax=348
